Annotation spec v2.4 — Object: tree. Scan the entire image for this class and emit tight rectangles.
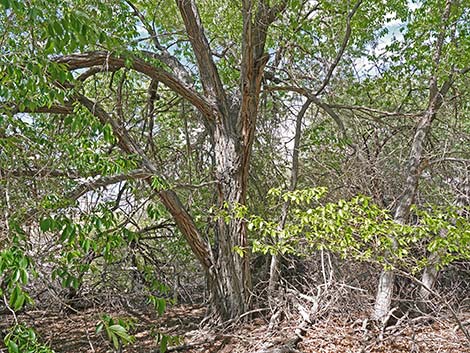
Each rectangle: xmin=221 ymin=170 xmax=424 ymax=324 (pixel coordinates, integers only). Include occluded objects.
xmin=372 ymin=0 xmax=470 ymax=321
xmin=1 ymin=0 xmax=288 ymax=320
xmin=3 ymin=0 xmax=469 ymax=326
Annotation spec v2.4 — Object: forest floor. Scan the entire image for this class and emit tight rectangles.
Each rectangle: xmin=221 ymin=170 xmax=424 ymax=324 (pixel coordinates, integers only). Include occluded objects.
xmin=0 ymin=303 xmax=469 ymax=353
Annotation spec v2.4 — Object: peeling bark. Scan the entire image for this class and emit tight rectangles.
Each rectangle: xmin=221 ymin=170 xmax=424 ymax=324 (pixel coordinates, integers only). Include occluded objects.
xmin=174 ymin=0 xmax=286 ymax=320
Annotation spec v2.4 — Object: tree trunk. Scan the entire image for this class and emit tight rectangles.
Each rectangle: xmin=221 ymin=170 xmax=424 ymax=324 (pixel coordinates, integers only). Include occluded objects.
xmin=373 ymin=110 xmax=433 ymax=322
xmin=57 ymin=0 xmax=285 ymax=322
xmin=419 ymin=251 xmax=440 ymax=303
xmin=207 ymin=122 xmax=251 ymax=319
xmin=373 ymin=270 xmax=395 ymax=321
xmin=171 ymin=0 xmax=287 ymax=321
xmin=373 ymin=0 xmax=453 ymax=321
xmin=419 ymin=179 xmax=470 ymax=304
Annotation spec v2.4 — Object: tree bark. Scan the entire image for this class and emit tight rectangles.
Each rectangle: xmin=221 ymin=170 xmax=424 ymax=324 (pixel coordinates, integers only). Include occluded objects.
xmin=373 ymin=0 xmax=454 ymax=322
xmin=173 ymin=0 xmax=286 ymax=321
xmin=419 ymin=179 xmax=470 ymax=303
xmin=209 ymin=121 xmax=251 ymax=318
xmin=373 ymin=89 xmax=447 ymax=321
xmin=372 ymin=114 xmax=432 ymax=320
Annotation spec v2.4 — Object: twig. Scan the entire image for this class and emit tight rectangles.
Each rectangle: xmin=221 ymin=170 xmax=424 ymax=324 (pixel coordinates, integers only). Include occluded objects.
xmin=3 ymin=294 xmax=18 ymax=325
xmin=238 ymin=307 xmax=270 ymax=320
xmin=395 ymin=268 xmax=470 ymax=344
xmin=85 ymin=329 xmax=96 ymax=352
xmin=164 ymin=340 xmax=212 ymax=352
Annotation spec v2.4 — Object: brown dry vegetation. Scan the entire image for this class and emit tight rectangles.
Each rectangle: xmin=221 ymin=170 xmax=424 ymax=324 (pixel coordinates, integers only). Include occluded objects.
xmin=1 ymin=304 xmax=469 ymax=353
xmin=2 ymin=261 xmax=469 ymax=353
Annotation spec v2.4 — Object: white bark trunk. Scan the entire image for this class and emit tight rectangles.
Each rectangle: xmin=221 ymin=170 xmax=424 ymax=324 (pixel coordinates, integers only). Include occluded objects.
xmin=419 ymin=253 xmax=439 ymax=302
xmin=373 ymin=270 xmax=395 ymax=321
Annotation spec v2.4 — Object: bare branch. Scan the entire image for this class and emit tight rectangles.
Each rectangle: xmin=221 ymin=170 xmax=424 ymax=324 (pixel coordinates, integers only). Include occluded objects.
xmin=428 ymin=0 xmax=453 ymax=105
xmin=65 ymin=169 xmax=151 ymax=201
xmin=266 ymin=85 xmax=345 ymax=135
xmin=315 ymin=0 xmax=363 ymax=96
xmin=140 ymin=50 xmax=192 ymax=84
xmin=173 ymin=181 xmax=218 ymax=189
xmin=1 ymin=103 xmax=73 ymax=115
xmin=125 ymin=0 xmax=164 ymax=50
xmin=54 ymin=51 xmax=216 ymax=119
xmin=429 ymin=157 xmax=470 ymax=166
xmin=0 ymin=168 xmax=97 ymax=179
xmin=327 ymin=103 xmax=422 ymax=118
xmin=124 ymin=0 xmax=193 ymax=83
xmin=76 ymin=65 xmax=121 ymax=81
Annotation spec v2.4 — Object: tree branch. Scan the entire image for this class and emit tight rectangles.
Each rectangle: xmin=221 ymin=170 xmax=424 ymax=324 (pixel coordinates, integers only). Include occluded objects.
xmin=315 ymin=0 xmax=363 ymax=96
xmin=1 ymin=103 xmax=74 ymax=115
xmin=76 ymin=65 xmax=121 ymax=81
xmin=238 ymin=0 xmax=288 ymax=198
xmin=54 ymin=51 xmax=216 ymax=119
xmin=327 ymin=103 xmax=422 ymax=118
xmin=0 ymin=168 xmax=97 ymax=179
xmin=65 ymin=169 xmax=151 ymax=201
xmin=428 ymin=0 xmax=453 ymax=103
xmin=266 ymin=85 xmax=346 ymax=135
xmin=429 ymin=157 xmax=470 ymax=166
xmin=76 ymin=94 xmax=156 ymax=172
xmin=76 ymin=94 xmax=213 ymax=270
xmin=125 ymin=0 xmax=193 ymax=83
xmin=175 ymin=0 xmax=228 ymax=116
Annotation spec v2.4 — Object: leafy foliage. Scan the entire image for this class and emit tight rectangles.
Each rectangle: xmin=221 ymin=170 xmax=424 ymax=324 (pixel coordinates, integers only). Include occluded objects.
xmin=95 ymin=314 xmax=136 ymax=351
xmin=0 ymin=232 xmax=33 ymax=312
xmin=242 ymin=189 xmax=470 ymax=272
xmin=3 ymin=325 xmax=54 ymax=353
xmin=153 ymin=331 xmax=182 ymax=353
xmin=0 ymin=0 xmax=470 ymax=344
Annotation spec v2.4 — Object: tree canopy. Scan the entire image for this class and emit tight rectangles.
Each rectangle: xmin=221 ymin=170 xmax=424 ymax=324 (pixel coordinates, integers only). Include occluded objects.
xmin=1 ymin=0 xmax=470 ymax=351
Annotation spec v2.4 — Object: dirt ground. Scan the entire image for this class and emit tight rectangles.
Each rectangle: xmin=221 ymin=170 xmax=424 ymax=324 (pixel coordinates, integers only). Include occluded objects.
xmin=0 ymin=304 xmax=469 ymax=353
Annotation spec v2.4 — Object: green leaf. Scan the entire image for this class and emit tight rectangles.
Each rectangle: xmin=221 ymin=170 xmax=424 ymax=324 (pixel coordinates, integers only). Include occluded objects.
xmin=111 ymin=333 xmax=119 ymax=350
xmin=53 ymin=21 xmax=62 ymax=35
xmin=9 ymin=285 xmax=25 ymax=311
xmin=12 ymin=269 xmax=20 ymax=283
xmin=28 ymin=329 xmax=36 ymax=341
xmin=233 ymin=246 xmax=245 ymax=258
xmin=13 ymin=292 xmax=25 ymax=311
xmin=20 ymin=269 xmax=28 ymax=284
xmin=112 ymin=324 xmax=132 ymax=338
xmin=156 ymin=298 xmax=166 ymax=316
xmin=7 ymin=340 xmax=18 ymax=353
xmin=109 ymin=324 xmax=126 ymax=333
xmin=39 ymin=218 xmax=53 ymax=232
xmin=9 ymin=285 xmax=19 ymax=308
xmin=103 ymin=124 xmax=114 ymax=143
xmin=160 ymin=335 xmax=168 ymax=353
